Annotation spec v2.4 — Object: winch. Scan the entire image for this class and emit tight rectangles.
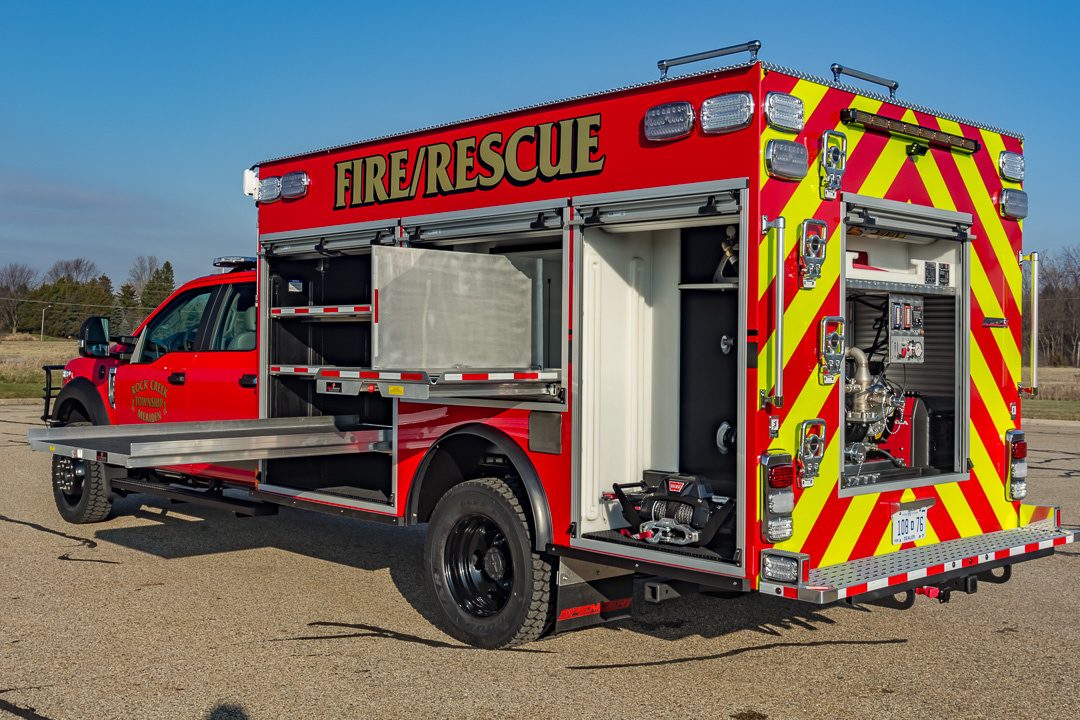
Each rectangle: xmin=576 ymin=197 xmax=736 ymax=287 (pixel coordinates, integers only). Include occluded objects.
xmin=612 ymin=475 xmax=734 ymax=547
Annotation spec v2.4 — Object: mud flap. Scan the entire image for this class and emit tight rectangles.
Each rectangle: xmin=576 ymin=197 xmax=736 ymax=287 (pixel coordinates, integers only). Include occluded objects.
xmin=553 ymin=556 xmax=634 ymax=634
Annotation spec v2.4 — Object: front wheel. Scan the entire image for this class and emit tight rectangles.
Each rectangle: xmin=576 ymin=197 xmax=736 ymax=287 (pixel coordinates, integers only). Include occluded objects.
xmin=52 ymin=423 xmax=112 ymax=524
xmin=424 ymin=477 xmax=554 ymax=649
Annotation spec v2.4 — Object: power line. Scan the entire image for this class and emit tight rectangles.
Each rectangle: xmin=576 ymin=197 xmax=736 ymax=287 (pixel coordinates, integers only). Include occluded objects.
xmin=0 ymin=297 xmax=156 ymax=311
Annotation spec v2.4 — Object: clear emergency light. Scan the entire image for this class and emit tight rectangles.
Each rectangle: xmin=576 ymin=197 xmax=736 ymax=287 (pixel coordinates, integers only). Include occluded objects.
xmin=762 ymin=553 xmax=799 ymax=583
xmin=259 ymin=176 xmax=282 ymax=203
xmin=764 ymin=92 xmax=804 ymax=132
xmin=1000 ymin=188 xmax=1028 ymax=219
xmin=281 ymin=171 xmax=311 ymax=199
xmin=644 ymin=101 xmax=695 ymax=141
xmin=999 ymin=151 xmax=1025 ymax=182
xmin=764 ymin=140 xmax=808 ymax=180
xmin=700 ymin=92 xmax=754 ymax=133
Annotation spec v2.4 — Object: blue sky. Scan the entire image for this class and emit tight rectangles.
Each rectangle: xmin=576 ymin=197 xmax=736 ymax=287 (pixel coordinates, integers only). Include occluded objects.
xmin=1 ymin=1 xmax=1074 ymax=287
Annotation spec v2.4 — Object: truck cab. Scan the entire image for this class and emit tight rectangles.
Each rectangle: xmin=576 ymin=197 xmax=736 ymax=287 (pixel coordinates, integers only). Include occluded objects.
xmin=47 ymin=258 xmax=258 ymax=483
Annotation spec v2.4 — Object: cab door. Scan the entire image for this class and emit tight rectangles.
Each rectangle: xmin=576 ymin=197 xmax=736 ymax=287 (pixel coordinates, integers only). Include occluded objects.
xmin=185 ymin=280 xmax=258 ymax=420
xmin=114 ymin=286 xmax=216 ymax=425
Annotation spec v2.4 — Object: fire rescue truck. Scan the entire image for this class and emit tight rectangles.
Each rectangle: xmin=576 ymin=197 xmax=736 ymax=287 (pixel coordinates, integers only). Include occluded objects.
xmin=30 ymin=41 xmax=1072 ymax=649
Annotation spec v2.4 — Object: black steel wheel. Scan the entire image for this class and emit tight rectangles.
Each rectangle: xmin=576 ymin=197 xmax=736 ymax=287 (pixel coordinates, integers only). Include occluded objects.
xmin=51 ymin=423 xmax=111 ymax=524
xmin=424 ymin=477 xmax=553 ymax=649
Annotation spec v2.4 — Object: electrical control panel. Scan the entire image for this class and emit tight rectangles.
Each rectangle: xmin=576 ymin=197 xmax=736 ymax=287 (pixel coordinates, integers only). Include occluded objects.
xmin=888 ymin=293 xmax=924 ymax=364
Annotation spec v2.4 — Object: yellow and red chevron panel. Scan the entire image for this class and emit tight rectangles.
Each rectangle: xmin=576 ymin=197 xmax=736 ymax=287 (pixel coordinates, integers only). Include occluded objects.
xmin=752 ymin=67 xmax=1024 ymax=575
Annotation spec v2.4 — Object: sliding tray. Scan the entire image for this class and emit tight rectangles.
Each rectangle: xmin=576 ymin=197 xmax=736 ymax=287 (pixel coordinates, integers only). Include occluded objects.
xmin=28 ymin=415 xmax=390 ymax=468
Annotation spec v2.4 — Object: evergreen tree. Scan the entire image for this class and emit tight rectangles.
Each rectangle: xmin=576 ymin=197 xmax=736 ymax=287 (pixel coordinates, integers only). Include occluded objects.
xmin=113 ymin=283 xmax=140 ymax=333
xmin=141 ymin=261 xmax=175 ymax=310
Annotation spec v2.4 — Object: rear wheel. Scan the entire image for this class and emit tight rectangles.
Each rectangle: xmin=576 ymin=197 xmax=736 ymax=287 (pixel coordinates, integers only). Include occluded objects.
xmin=52 ymin=422 xmax=112 ymax=524
xmin=424 ymin=477 xmax=553 ymax=649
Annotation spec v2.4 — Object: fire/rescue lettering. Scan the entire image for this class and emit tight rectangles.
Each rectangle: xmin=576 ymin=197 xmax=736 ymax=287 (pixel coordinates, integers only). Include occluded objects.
xmin=333 ymin=113 xmax=605 ymax=209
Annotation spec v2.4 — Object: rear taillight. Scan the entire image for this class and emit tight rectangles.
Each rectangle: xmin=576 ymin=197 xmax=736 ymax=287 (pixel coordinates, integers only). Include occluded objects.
xmin=768 ymin=464 xmax=795 ymax=488
xmin=762 ymin=452 xmax=795 ymax=543
xmin=1005 ymin=430 xmax=1028 ymax=501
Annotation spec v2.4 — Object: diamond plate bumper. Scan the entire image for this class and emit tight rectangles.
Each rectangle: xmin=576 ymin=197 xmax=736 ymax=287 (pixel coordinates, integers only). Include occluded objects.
xmin=759 ymin=514 xmax=1073 ymax=603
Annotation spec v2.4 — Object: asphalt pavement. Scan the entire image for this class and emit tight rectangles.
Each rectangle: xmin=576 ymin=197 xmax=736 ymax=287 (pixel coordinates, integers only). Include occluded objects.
xmin=0 ymin=405 xmax=1077 ymax=720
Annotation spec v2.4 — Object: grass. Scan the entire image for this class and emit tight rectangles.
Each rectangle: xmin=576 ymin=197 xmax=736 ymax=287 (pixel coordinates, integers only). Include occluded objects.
xmin=0 ymin=339 xmax=79 ymax=399
xmin=1023 ymin=399 xmax=1080 ymax=422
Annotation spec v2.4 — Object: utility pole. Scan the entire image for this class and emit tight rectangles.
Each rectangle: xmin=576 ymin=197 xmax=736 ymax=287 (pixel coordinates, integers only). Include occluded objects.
xmin=40 ymin=304 xmax=51 ymax=342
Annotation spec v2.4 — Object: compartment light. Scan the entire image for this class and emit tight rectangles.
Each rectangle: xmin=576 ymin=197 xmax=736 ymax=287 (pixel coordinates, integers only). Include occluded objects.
xmin=999 ymin=151 xmax=1025 ymax=182
xmin=644 ymin=101 xmax=695 ymax=141
xmin=701 ymin=92 xmax=754 ymax=134
xmin=259 ymin=176 xmax=282 ymax=203
xmin=1000 ymin=189 xmax=1028 ymax=220
xmin=765 ymin=140 xmax=808 ymax=181
xmin=764 ymin=92 xmax=804 ymax=132
xmin=763 ymin=554 xmax=799 ymax=583
xmin=768 ymin=489 xmax=795 ymax=514
xmin=281 ymin=171 xmax=311 ymax=199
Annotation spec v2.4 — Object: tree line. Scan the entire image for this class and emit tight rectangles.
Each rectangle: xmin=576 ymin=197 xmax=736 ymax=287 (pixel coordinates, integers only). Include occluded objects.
xmin=1032 ymin=245 xmax=1080 ymax=367
xmin=0 ymin=256 xmax=175 ymax=339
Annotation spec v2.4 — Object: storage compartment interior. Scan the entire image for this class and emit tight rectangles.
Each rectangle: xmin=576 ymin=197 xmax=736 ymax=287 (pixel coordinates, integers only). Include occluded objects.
xmin=578 ymin=220 xmax=741 ymax=561
xmin=265 ymin=454 xmax=393 ymax=504
xmin=844 ymin=290 xmax=961 ymax=487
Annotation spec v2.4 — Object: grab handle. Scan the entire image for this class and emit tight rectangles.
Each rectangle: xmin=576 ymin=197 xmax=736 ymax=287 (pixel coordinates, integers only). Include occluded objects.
xmin=830 ymin=63 xmax=899 ymax=98
xmin=761 ymin=215 xmax=786 ymax=408
xmin=1019 ymin=251 xmax=1039 ymax=396
xmin=658 ymin=40 xmax=761 ymax=78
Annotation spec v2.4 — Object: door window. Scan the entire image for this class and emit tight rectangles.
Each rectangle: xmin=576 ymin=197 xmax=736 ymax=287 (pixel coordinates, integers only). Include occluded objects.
xmin=137 ymin=289 xmax=213 ymax=363
xmin=210 ymin=283 xmax=257 ymax=351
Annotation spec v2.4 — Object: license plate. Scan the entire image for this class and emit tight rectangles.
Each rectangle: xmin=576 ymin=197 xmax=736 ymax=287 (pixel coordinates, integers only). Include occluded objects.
xmin=892 ymin=507 xmax=928 ymax=545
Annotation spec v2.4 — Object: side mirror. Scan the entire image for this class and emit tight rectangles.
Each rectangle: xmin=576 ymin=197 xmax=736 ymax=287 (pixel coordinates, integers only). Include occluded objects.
xmin=78 ymin=316 xmax=111 ymax=359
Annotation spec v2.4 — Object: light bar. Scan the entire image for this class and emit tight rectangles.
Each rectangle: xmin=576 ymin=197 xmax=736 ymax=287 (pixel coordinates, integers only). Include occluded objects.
xmin=259 ymin=176 xmax=282 ymax=203
xmin=764 ymin=140 xmax=808 ymax=180
xmin=999 ymin=151 xmax=1025 ymax=182
xmin=764 ymin=92 xmax=804 ymax=132
xmin=700 ymin=92 xmax=754 ymax=134
xmin=840 ymin=108 xmax=979 ymax=153
xmin=644 ymin=101 xmax=695 ymax=141
xmin=1000 ymin=188 xmax=1028 ymax=220
xmin=281 ymin=171 xmax=311 ymax=199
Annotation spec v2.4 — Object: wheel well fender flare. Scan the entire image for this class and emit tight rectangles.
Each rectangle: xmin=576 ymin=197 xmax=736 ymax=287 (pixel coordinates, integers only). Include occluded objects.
xmin=405 ymin=423 xmax=552 ymax=552
xmin=52 ymin=377 xmax=111 ymax=426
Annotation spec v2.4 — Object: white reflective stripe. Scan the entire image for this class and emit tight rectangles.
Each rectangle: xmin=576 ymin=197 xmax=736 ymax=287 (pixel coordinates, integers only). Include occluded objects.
xmin=382 ymin=372 xmax=402 ymax=380
xmin=486 ymin=373 xmax=515 ymax=381
xmin=837 ymin=587 xmax=848 ymax=599
xmin=907 ymin=568 xmax=927 ymax=581
xmin=1039 ymin=539 xmax=1054 ymax=549
xmin=866 ymin=578 xmax=889 ymax=592
xmin=945 ymin=560 xmax=961 ymax=571
xmin=1009 ymin=546 xmax=1025 ymax=556
xmin=539 ymin=371 xmax=559 ymax=380
xmin=1066 ymin=531 xmax=1076 ymax=543
xmin=339 ymin=371 xmax=361 ymax=378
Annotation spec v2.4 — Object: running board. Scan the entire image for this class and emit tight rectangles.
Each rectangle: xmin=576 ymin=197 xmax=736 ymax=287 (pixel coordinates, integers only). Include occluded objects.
xmin=111 ymin=478 xmax=279 ymax=517
xmin=28 ymin=415 xmax=390 ymax=468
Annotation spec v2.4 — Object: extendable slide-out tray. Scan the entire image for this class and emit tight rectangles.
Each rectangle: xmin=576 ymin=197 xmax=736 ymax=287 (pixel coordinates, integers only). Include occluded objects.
xmin=28 ymin=415 xmax=390 ymax=468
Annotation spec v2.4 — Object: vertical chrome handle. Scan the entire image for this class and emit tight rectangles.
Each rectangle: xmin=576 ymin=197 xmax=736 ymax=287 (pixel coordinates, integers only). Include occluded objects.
xmin=762 ymin=215 xmax=786 ymax=408
xmin=1020 ymin=251 xmax=1039 ymax=396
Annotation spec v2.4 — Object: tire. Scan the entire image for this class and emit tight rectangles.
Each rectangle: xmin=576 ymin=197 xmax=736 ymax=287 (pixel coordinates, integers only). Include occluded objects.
xmin=52 ymin=423 xmax=112 ymax=524
xmin=424 ymin=477 xmax=554 ymax=649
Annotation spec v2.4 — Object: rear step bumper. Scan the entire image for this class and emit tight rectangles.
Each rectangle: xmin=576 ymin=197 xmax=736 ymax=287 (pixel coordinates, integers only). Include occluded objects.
xmin=760 ymin=513 xmax=1073 ymax=603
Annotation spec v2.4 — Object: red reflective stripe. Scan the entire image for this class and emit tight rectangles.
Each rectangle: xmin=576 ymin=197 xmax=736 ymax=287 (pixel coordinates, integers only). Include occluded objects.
xmin=514 ymin=372 xmax=538 ymax=379
xmin=401 ymin=373 xmax=425 ymax=381
xmin=374 ymin=290 xmax=379 ymax=323
xmin=461 ymin=373 xmax=487 ymax=380
xmin=323 ymin=370 xmax=341 ymax=378
xmin=295 ymin=308 xmax=309 ymax=314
